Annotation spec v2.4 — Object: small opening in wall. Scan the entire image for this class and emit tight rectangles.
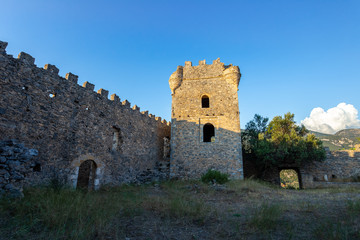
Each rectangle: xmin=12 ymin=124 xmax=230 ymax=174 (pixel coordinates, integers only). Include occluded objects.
xmin=33 ymin=163 xmax=41 ymax=172
xmin=332 ymin=174 xmax=337 ymax=179
xmin=112 ymin=126 xmax=123 ymax=152
xmin=85 ymin=107 xmax=89 ymax=111
xmin=203 ymin=123 xmax=215 ymax=142
xmin=202 ymin=95 xmax=210 ymax=108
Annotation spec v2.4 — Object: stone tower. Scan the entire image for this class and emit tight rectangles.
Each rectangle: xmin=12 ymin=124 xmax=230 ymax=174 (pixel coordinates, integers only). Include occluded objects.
xmin=169 ymin=58 xmax=243 ymax=179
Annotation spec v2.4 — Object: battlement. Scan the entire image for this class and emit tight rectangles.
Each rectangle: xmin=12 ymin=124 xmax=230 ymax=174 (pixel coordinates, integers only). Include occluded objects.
xmin=0 ymin=40 xmax=167 ymax=124
xmin=169 ymin=58 xmax=241 ymax=94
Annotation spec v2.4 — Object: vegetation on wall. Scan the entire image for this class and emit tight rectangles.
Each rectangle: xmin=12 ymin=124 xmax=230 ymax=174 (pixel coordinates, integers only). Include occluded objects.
xmin=242 ymin=113 xmax=326 ymax=178
xmin=280 ymin=169 xmax=300 ymax=189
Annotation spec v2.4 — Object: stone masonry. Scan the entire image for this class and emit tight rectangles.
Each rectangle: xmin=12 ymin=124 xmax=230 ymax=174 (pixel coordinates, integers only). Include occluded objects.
xmin=300 ymin=149 xmax=360 ymax=188
xmin=169 ymin=58 xmax=244 ymax=179
xmin=0 ymin=139 xmax=38 ymax=198
xmin=255 ymin=148 xmax=360 ymax=189
xmin=0 ymin=40 xmax=170 ymax=194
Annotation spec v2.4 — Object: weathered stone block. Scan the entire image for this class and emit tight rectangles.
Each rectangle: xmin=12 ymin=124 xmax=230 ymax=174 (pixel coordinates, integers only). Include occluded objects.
xmin=18 ymin=52 xmax=35 ymax=65
xmin=122 ymin=100 xmax=130 ymax=107
xmin=83 ymin=81 xmax=95 ymax=91
xmin=132 ymin=105 xmax=140 ymax=111
xmin=97 ymin=88 xmax=109 ymax=98
xmin=110 ymin=94 xmax=120 ymax=102
xmin=65 ymin=72 xmax=78 ymax=83
xmin=44 ymin=64 xmax=59 ymax=74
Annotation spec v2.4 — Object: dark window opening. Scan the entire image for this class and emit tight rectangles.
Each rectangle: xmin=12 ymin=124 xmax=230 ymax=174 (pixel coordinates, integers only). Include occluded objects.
xmin=203 ymin=123 xmax=215 ymax=142
xmin=33 ymin=163 xmax=41 ymax=172
xmin=77 ymin=160 xmax=97 ymax=190
xmin=112 ymin=126 xmax=123 ymax=152
xmin=202 ymin=95 xmax=210 ymax=108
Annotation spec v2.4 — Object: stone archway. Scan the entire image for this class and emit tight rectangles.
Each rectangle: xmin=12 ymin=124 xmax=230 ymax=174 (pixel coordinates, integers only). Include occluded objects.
xmin=69 ymin=154 xmax=104 ymax=190
xmin=279 ymin=168 xmax=301 ymax=189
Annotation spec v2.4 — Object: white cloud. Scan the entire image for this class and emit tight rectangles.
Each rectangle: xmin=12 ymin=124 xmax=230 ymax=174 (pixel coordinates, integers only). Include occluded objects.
xmin=301 ymin=103 xmax=360 ymax=134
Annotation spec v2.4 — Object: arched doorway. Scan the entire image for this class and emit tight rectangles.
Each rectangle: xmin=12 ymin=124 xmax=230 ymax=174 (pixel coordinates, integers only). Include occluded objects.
xmin=279 ymin=169 xmax=301 ymax=189
xmin=76 ymin=160 xmax=97 ymax=190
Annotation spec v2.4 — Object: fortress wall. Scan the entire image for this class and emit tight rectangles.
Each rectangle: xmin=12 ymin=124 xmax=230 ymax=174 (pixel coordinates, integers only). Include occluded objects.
xmin=256 ymin=149 xmax=360 ymax=189
xmin=300 ymin=150 xmax=360 ymax=188
xmin=0 ymin=41 xmax=170 ymax=190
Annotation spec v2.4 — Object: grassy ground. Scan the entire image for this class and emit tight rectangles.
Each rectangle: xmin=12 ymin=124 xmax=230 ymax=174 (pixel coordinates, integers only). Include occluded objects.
xmin=1 ymin=179 xmax=360 ymax=240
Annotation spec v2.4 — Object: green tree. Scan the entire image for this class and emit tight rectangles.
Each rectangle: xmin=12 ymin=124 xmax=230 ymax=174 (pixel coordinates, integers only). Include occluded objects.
xmin=242 ymin=113 xmax=326 ymax=178
xmin=242 ymin=114 xmax=269 ymax=154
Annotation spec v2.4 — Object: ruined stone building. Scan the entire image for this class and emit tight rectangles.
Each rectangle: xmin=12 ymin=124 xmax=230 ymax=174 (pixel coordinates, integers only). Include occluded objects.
xmin=1 ymin=40 xmax=359 ymax=196
xmin=169 ymin=59 xmax=244 ymax=179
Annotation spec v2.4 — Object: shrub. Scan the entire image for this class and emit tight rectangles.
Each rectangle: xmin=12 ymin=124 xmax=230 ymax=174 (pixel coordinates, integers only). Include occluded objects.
xmin=201 ymin=169 xmax=229 ymax=184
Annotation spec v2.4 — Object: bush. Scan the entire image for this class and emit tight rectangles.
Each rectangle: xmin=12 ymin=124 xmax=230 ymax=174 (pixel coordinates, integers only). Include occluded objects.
xmin=201 ymin=169 xmax=229 ymax=184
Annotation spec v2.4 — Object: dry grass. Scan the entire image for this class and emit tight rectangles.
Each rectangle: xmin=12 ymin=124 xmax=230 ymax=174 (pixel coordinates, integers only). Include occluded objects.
xmin=1 ymin=179 xmax=360 ymax=240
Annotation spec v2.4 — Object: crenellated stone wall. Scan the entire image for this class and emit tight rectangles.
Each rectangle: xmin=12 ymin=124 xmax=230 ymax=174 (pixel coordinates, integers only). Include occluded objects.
xmin=0 ymin=40 xmax=171 ymax=193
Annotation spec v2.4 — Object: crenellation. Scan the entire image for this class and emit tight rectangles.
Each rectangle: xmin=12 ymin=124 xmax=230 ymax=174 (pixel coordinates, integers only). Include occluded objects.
xmin=122 ymin=99 xmax=130 ymax=107
xmin=162 ymin=119 xmax=167 ymax=124
xmin=199 ymin=59 xmax=206 ymax=65
xmin=212 ymin=58 xmax=221 ymax=64
xmin=0 ymin=41 xmax=8 ymax=53
xmin=18 ymin=52 xmax=35 ymax=65
xmin=132 ymin=104 xmax=140 ymax=111
xmin=83 ymin=81 xmax=95 ymax=91
xmin=185 ymin=61 xmax=192 ymax=67
xmin=149 ymin=114 xmax=155 ymax=119
xmin=141 ymin=110 xmax=149 ymax=115
xmin=65 ymin=72 xmax=78 ymax=83
xmin=110 ymin=93 xmax=120 ymax=102
xmin=155 ymin=117 xmax=162 ymax=122
xmin=97 ymin=88 xmax=109 ymax=98
xmin=44 ymin=64 xmax=59 ymax=74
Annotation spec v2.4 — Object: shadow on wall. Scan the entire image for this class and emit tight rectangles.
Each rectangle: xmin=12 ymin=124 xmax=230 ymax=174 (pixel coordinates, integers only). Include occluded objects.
xmin=170 ymin=119 xmax=243 ymax=179
xmin=243 ymin=149 xmax=360 ymax=189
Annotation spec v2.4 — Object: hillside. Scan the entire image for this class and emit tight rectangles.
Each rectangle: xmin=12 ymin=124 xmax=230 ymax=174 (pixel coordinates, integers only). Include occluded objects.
xmin=310 ymin=128 xmax=360 ymax=151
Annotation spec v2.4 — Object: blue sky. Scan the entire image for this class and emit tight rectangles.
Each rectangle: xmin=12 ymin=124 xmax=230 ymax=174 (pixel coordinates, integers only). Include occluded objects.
xmin=1 ymin=0 xmax=359 ymax=130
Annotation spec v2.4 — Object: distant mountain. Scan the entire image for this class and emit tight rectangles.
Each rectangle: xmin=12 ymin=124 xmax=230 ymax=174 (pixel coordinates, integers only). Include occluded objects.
xmin=310 ymin=129 xmax=360 ymax=151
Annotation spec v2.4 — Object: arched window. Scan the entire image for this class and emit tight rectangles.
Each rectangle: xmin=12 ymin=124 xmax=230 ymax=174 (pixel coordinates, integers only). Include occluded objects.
xmin=202 ymin=95 xmax=210 ymax=108
xmin=77 ymin=160 xmax=97 ymax=190
xmin=203 ymin=123 xmax=215 ymax=142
